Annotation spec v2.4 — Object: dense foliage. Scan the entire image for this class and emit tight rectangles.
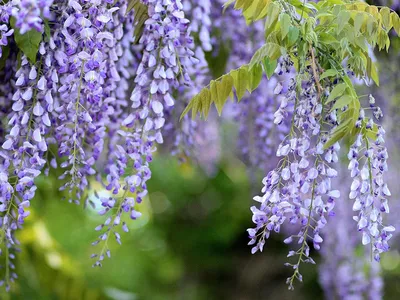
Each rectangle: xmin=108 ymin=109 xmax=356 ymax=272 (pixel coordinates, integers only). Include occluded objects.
xmin=0 ymin=0 xmax=399 ymax=298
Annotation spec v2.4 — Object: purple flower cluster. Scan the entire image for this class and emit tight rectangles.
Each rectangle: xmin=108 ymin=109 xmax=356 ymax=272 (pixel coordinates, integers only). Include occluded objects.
xmin=184 ymin=0 xmax=211 ymax=52
xmin=53 ymin=0 xmax=122 ymax=204
xmin=348 ymin=122 xmax=394 ymax=262
xmin=0 ymin=53 xmax=50 ymax=291
xmin=90 ymin=0 xmax=196 ymax=266
xmin=12 ymin=0 xmax=53 ymax=34
xmin=162 ymin=1 xmax=216 ymax=164
xmin=0 ymin=3 xmax=14 ymax=58
xmin=0 ymin=0 xmax=197 ymax=287
xmin=248 ymin=65 xmax=341 ymax=289
xmin=0 ymin=0 xmax=59 ymax=286
xmin=319 ymin=169 xmax=383 ymax=299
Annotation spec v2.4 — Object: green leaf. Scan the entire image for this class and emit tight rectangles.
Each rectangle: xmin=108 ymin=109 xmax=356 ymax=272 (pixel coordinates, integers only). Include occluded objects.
xmin=10 ymin=17 xmax=42 ymax=64
xmin=280 ymin=13 xmax=291 ymax=39
xmin=262 ymin=57 xmax=277 ymax=79
xmin=287 ymin=26 xmax=300 ymax=47
xmin=199 ymin=89 xmax=212 ymax=119
xmin=391 ymin=12 xmax=400 ymax=36
xmin=326 ymin=83 xmax=347 ymax=104
xmin=248 ymin=64 xmax=263 ymax=92
xmin=367 ymin=57 xmax=379 ymax=86
xmin=44 ymin=19 xmax=51 ymax=40
xmin=214 ymin=75 xmax=234 ymax=115
xmin=127 ymin=0 xmax=149 ymax=43
xmin=230 ymin=67 xmax=249 ymax=101
xmin=17 ymin=50 xmax=22 ymax=69
xmin=264 ymin=2 xmax=280 ymax=35
xmin=337 ymin=10 xmax=350 ymax=34
xmin=250 ymin=42 xmax=282 ymax=68
xmin=318 ymin=33 xmax=338 ymax=44
xmin=320 ymin=69 xmax=338 ymax=80
xmin=324 ymin=118 xmax=352 ymax=149
xmin=354 ymin=12 xmax=364 ymax=34
xmin=380 ymin=7 xmax=392 ymax=30
xmin=330 ymin=95 xmax=353 ymax=111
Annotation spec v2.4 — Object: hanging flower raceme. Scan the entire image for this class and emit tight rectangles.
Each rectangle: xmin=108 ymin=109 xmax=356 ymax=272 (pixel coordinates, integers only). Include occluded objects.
xmin=162 ymin=0 xmax=216 ymax=164
xmin=348 ymin=120 xmax=394 ymax=262
xmin=90 ymin=0 xmax=196 ymax=266
xmin=184 ymin=0 xmax=212 ymax=52
xmin=319 ymin=169 xmax=383 ymax=300
xmin=0 ymin=49 xmax=54 ymax=290
xmin=54 ymin=0 xmax=121 ymax=204
xmin=248 ymin=62 xmax=341 ymax=289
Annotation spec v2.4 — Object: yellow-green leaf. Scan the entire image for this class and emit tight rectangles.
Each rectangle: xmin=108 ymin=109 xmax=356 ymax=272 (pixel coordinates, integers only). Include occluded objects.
xmin=392 ymin=12 xmax=400 ymax=36
xmin=10 ymin=17 xmax=42 ymax=64
xmin=263 ymin=57 xmax=277 ymax=79
xmin=248 ymin=64 xmax=263 ymax=92
xmin=367 ymin=57 xmax=379 ymax=86
xmin=326 ymin=83 xmax=347 ymax=104
xmin=250 ymin=42 xmax=282 ymax=68
xmin=252 ymin=0 xmax=271 ymax=21
xmin=354 ymin=12 xmax=364 ymax=34
xmin=330 ymin=95 xmax=353 ymax=111
xmin=223 ymin=0 xmax=236 ymax=11
xmin=337 ymin=10 xmax=350 ymax=34
xmin=324 ymin=118 xmax=352 ymax=149
xmin=214 ymin=75 xmax=234 ymax=115
xmin=200 ymin=89 xmax=212 ymax=119
xmin=380 ymin=7 xmax=392 ymax=30
xmin=320 ymin=69 xmax=338 ymax=80
xmin=280 ymin=13 xmax=291 ymax=39
xmin=265 ymin=2 xmax=280 ymax=35
xmin=318 ymin=33 xmax=338 ymax=44
xmin=231 ymin=67 xmax=249 ymax=101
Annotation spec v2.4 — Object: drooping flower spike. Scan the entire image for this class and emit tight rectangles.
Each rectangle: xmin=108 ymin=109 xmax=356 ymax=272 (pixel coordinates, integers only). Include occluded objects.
xmin=90 ymin=0 xmax=197 ymax=266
